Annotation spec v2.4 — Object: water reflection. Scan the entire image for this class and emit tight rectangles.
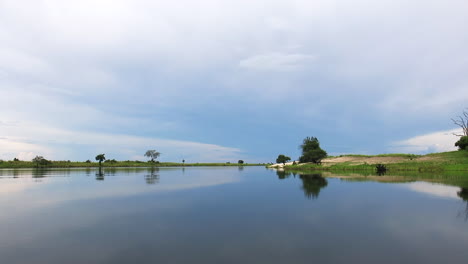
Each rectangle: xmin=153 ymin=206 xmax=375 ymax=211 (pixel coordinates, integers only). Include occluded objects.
xmin=276 ymin=170 xmax=328 ymax=199
xmin=95 ymin=168 xmax=105 ymax=181
xmin=299 ymin=174 xmax=328 ymax=199
xmin=2 ymin=167 xmax=468 ymax=264
xmin=145 ymin=167 xmax=160 ymax=185
xmin=276 ymin=170 xmax=292 ymax=180
xmin=457 ymin=188 xmax=468 ymax=221
xmin=32 ymin=168 xmax=48 ymax=179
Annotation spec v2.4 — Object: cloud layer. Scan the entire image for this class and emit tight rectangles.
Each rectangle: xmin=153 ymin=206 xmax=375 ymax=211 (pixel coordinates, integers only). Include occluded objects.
xmin=1 ymin=0 xmax=468 ymax=161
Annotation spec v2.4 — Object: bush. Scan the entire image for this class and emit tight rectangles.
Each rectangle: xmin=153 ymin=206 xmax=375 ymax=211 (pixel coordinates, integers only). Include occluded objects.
xmin=455 ymin=136 xmax=468 ymax=150
xmin=238 ymin=160 xmax=244 ymax=164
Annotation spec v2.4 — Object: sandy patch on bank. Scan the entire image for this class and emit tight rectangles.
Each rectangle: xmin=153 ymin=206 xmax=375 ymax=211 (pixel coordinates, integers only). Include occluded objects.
xmin=268 ymin=155 xmax=442 ymax=168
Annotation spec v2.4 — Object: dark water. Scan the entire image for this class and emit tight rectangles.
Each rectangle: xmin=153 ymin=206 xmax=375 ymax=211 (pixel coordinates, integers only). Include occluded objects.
xmin=1 ymin=167 xmax=468 ymax=264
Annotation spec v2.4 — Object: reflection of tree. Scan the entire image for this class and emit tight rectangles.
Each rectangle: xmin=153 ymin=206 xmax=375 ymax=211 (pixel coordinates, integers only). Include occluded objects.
xmin=96 ymin=167 xmax=104 ymax=181
xmin=300 ymin=174 xmax=328 ymax=199
xmin=457 ymin=187 xmax=468 ymax=221
xmin=32 ymin=168 xmax=48 ymax=179
xmin=145 ymin=167 xmax=160 ymax=185
xmin=276 ymin=170 xmax=292 ymax=180
xmin=458 ymin=188 xmax=468 ymax=201
xmin=238 ymin=166 xmax=244 ymax=172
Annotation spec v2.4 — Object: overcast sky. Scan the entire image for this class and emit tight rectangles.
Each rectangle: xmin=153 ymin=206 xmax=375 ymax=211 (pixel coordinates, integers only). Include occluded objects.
xmin=1 ymin=0 xmax=467 ymax=162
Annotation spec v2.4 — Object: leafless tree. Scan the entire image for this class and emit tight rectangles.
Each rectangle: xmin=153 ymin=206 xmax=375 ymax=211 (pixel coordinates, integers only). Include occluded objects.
xmin=452 ymin=109 xmax=468 ymax=137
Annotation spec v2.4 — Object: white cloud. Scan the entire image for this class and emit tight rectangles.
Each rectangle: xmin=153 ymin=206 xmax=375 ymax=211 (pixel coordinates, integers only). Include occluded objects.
xmin=239 ymin=53 xmax=315 ymax=71
xmin=391 ymin=129 xmax=460 ymax=154
xmin=0 ymin=121 xmax=242 ymax=162
xmin=0 ymin=138 xmax=52 ymax=161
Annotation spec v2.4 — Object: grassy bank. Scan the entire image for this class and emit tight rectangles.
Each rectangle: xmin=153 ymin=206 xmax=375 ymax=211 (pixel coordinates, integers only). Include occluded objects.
xmin=0 ymin=160 xmax=264 ymax=169
xmin=281 ymin=151 xmax=468 ymax=174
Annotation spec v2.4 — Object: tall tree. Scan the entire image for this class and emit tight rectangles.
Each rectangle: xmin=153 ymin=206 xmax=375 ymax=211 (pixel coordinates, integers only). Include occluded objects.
xmin=144 ymin=150 xmax=161 ymax=162
xmin=299 ymin=137 xmax=327 ymax=164
xmin=95 ymin=154 xmax=106 ymax=166
xmin=452 ymin=108 xmax=468 ymax=137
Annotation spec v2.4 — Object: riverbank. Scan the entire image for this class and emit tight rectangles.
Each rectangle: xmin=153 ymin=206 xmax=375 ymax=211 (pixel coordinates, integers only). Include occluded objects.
xmin=271 ymin=151 xmax=468 ymax=173
xmin=0 ymin=160 xmax=264 ymax=169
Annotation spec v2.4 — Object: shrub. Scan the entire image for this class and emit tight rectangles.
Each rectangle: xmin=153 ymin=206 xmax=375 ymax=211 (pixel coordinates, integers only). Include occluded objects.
xmin=276 ymin=154 xmax=291 ymax=164
xmin=299 ymin=148 xmax=327 ymax=164
xmin=455 ymin=136 xmax=468 ymax=150
xmin=238 ymin=160 xmax=244 ymax=164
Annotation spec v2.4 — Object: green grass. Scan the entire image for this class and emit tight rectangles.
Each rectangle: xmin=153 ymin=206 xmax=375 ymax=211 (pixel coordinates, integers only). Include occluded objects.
xmin=281 ymin=150 xmax=468 ymax=173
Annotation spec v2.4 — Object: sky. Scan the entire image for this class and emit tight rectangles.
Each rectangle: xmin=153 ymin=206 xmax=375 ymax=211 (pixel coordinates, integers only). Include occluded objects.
xmin=1 ymin=0 xmax=468 ymax=163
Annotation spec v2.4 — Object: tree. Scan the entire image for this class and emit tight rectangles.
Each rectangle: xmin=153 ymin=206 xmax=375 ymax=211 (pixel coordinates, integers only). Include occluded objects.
xmin=299 ymin=137 xmax=327 ymax=164
xmin=95 ymin=154 xmax=106 ymax=166
xmin=452 ymin=109 xmax=468 ymax=137
xmin=276 ymin=154 xmax=291 ymax=165
xmin=32 ymin=156 xmax=51 ymax=168
xmin=455 ymin=136 xmax=468 ymax=150
xmin=144 ymin=150 xmax=161 ymax=162
xmin=238 ymin=160 xmax=244 ymax=164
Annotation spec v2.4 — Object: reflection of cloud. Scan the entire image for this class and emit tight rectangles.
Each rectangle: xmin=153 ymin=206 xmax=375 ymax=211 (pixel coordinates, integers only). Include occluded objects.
xmin=404 ymin=182 xmax=459 ymax=199
xmin=0 ymin=181 xmax=36 ymax=195
xmin=0 ymin=171 xmax=239 ymax=207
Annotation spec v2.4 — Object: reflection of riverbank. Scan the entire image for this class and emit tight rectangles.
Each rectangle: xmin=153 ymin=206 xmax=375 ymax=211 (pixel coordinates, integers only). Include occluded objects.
xmin=319 ymin=171 xmax=468 ymax=189
xmin=271 ymin=168 xmax=468 ymax=188
xmin=274 ymin=168 xmax=468 ymax=205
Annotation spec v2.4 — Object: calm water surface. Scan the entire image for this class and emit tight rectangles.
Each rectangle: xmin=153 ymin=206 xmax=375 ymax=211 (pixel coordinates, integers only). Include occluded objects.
xmin=1 ymin=167 xmax=468 ymax=264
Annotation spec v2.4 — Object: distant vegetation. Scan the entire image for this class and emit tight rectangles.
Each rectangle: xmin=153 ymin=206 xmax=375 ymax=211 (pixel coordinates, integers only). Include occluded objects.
xmin=95 ymin=154 xmax=106 ymax=166
xmin=0 ymin=159 xmax=262 ymax=168
xmin=144 ymin=150 xmax=161 ymax=163
xmin=32 ymin=156 xmax=51 ymax=168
